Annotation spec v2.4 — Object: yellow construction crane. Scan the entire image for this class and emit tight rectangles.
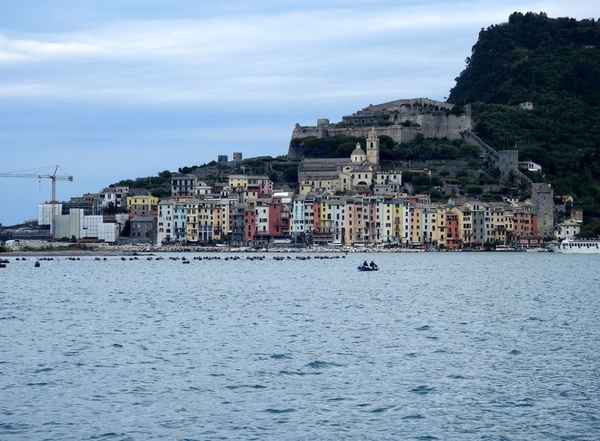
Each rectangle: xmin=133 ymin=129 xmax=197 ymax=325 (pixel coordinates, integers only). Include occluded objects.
xmin=0 ymin=165 xmax=73 ymax=240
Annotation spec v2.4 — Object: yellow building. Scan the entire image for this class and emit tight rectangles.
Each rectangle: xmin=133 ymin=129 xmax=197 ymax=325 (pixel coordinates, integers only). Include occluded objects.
xmin=299 ymin=175 xmax=340 ymax=196
xmin=126 ymin=195 xmax=159 ymax=216
xmin=184 ymin=199 xmax=222 ymax=243
xmin=432 ymin=206 xmax=447 ymax=247
xmin=409 ymin=204 xmax=423 ymax=245
xmin=316 ymin=199 xmax=330 ymax=234
xmin=213 ymin=200 xmax=231 ymax=242
xmin=197 ymin=201 xmax=217 ymax=243
xmin=490 ymin=204 xmax=508 ymax=244
xmin=381 ymin=199 xmax=402 ymax=244
xmin=185 ymin=199 xmax=199 ymax=243
xmin=229 ymin=175 xmax=249 ymax=189
xmin=452 ymin=205 xmax=473 ymax=246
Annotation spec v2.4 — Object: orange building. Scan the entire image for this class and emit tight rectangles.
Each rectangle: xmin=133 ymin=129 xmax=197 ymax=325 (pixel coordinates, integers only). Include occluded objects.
xmin=268 ymin=197 xmax=291 ymax=238
xmin=243 ymin=207 xmax=256 ymax=243
xmin=512 ymin=208 xmax=537 ymax=238
xmin=445 ymin=212 xmax=461 ymax=249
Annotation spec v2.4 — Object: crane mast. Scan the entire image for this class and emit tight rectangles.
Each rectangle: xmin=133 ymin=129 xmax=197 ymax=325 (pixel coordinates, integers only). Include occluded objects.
xmin=0 ymin=165 xmax=74 ymax=241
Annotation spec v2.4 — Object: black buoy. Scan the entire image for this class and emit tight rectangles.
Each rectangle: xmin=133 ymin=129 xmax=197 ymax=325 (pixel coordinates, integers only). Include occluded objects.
xmin=34 ymin=261 xmax=41 ymax=267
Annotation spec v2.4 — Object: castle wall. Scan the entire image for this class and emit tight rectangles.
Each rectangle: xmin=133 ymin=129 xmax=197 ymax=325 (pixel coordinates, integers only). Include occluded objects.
xmin=410 ymin=114 xmax=472 ymax=140
xmin=289 ymin=98 xmax=473 ymax=159
xmin=463 ymin=132 xmax=499 ymax=167
xmin=289 ymin=114 xmax=471 ymax=158
xmin=354 ymin=98 xmax=454 ymax=115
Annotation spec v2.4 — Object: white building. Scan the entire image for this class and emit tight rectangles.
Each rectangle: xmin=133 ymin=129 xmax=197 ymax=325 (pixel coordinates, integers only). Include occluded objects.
xmin=38 ymin=203 xmax=62 ymax=226
xmin=98 ymin=186 xmax=129 ymax=209
xmin=54 ymin=209 xmax=119 ymax=243
xmin=519 ymin=161 xmax=542 ymax=173
xmin=157 ymin=199 xmax=189 ymax=245
xmin=328 ymin=198 xmax=346 ymax=243
xmin=254 ymin=202 xmax=270 ymax=236
xmin=554 ymin=218 xmax=581 ymax=239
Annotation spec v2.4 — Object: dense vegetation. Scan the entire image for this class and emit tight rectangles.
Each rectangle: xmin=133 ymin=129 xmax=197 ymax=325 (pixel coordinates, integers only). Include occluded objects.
xmin=290 ymin=134 xmax=481 ymax=162
xmin=114 ymin=170 xmax=173 ymax=198
xmin=448 ymin=11 xmax=600 ymax=218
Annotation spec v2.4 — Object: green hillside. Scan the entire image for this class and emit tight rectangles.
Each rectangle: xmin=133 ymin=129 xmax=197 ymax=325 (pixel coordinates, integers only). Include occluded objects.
xmin=448 ymin=12 xmax=600 ymax=218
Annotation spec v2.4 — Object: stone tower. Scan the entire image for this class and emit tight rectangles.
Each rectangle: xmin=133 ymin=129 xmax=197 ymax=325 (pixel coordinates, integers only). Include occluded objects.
xmin=366 ymin=127 xmax=379 ymax=166
xmin=498 ymin=150 xmax=519 ymax=181
xmin=531 ymin=183 xmax=554 ymax=238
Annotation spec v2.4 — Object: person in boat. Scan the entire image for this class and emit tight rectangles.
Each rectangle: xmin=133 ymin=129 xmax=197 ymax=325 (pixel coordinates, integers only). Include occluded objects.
xmin=369 ymin=261 xmax=377 ymax=269
xmin=363 ymin=260 xmax=368 ymax=267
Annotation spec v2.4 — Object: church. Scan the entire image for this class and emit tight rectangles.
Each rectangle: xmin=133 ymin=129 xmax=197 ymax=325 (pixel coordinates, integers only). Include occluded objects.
xmin=297 ymin=128 xmax=402 ymax=196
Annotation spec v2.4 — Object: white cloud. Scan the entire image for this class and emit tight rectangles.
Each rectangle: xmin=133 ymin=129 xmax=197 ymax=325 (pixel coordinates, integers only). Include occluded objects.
xmin=0 ymin=35 xmax=104 ymax=61
xmin=1 ymin=1 xmax=592 ymax=109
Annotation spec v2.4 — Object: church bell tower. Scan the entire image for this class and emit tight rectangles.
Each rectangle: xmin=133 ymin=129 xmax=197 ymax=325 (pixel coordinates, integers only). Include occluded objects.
xmin=366 ymin=127 xmax=379 ymax=166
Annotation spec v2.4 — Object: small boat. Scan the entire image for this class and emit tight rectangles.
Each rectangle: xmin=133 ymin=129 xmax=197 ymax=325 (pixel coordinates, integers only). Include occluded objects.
xmin=358 ymin=265 xmax=378 ymax=271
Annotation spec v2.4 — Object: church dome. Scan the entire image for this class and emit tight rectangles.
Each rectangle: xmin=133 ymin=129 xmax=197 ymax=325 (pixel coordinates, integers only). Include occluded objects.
xmin=351 ymin=142 xmax=366 ymax=163
xmin=351 ymin=142 xmax=365 ymax=156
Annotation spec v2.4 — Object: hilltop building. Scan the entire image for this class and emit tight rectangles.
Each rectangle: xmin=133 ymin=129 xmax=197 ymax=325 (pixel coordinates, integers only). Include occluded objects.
xmin=297 ymin=127 xmax=396 ymax=196
xmin=288 ymin=98 xmax=472 ymax=159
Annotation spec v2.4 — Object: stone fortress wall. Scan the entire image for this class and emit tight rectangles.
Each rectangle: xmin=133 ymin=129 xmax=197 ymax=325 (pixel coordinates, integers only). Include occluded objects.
xmin=463 ymin=131 xmax=532 ymax=189
xmin=290 ymin=97 xmax=533 ymax=191
xmin=288 ymin=98 xmax=472 ymax=159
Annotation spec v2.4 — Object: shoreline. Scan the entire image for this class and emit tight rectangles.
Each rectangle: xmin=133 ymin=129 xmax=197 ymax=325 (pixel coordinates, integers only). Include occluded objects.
xmin=0 ymin=247 xmax=546 ymax=257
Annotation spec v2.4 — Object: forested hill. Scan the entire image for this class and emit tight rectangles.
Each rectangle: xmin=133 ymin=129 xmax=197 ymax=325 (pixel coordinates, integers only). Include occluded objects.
xmin=448 ymin=12 xmax=600 ymax=218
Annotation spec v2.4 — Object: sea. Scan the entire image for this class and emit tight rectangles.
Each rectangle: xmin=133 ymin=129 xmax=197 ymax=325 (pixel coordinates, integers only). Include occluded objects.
xmin=0 ymin=251 xmax=599 ymax=440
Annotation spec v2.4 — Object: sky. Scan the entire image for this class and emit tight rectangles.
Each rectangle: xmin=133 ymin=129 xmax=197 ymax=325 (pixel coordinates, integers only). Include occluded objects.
xmin=0 ymin=1 xmax=597 ymax=226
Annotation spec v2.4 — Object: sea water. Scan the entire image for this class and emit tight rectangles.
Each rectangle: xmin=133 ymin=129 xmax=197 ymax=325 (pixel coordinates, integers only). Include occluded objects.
xmin=0 ymin=252 xmax=599 ymax=440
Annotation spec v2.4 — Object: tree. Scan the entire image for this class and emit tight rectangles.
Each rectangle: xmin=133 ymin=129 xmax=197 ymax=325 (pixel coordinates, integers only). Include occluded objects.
xmin=103 ymin=202 xmax=117 ymax=215
xmin=412 ymin=174 xmax=432 ymax=186
xmin=283 ymin=166 xmax=298 ymax=184
xmin=151 ymin=188 xmax=169 ymax=198
xmin=428 ymin=189 xmax=444 ymax=201
xmin=466 ymin=185 xmax=484 ymax=195
xmin=122 ymin=220 xmax=131 ymax=237
xmin=578 ymin=220 xmax=600 ymax=238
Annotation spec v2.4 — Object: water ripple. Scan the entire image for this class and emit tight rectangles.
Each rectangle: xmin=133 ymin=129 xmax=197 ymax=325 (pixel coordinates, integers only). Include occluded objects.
xmin=1 ymin=252 xmax=598 ymax=440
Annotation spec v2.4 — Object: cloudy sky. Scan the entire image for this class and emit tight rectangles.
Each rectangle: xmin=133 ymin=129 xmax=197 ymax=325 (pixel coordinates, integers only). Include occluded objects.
xmin=0 ymin=0 xmax=597 ymax=226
